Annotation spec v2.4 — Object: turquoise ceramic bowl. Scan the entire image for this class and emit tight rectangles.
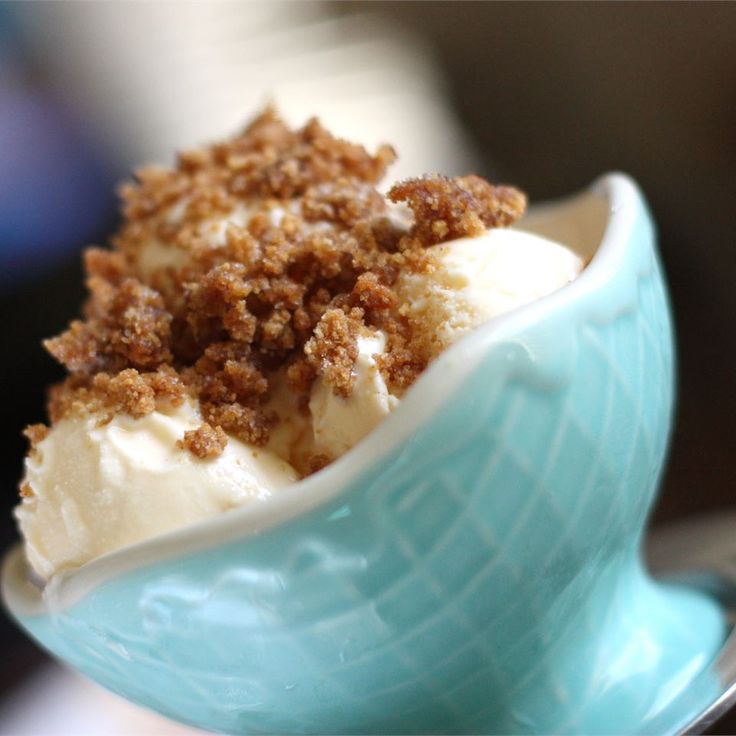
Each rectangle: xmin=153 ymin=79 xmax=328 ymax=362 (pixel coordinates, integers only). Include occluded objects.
xmin=2 ymin=174 xmax=726 ymax=734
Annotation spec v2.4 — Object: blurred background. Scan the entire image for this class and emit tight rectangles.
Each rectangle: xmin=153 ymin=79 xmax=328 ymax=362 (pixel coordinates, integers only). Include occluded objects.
xmin=0 ymin=2 xmax=734 ymax=733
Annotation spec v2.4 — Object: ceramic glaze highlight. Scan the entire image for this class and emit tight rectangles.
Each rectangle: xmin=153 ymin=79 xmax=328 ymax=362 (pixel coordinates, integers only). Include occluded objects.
xmin=2 ymin=174 xmax=726 ymax=734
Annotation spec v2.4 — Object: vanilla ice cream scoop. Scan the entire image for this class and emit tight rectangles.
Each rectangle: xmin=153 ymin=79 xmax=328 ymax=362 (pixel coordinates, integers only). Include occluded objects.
xmin=16 ymin=401 xmax=297 ymax=579
xmin=308 ymin=227 xmax=583 ymax=460
xmin=396 ymin=227 xmax=584 ymax=360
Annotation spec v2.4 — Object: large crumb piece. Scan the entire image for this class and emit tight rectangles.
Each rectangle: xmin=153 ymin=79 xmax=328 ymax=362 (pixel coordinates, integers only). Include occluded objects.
xmin=178 ymin=423 xmax=228 ymax=459
xmin=303 ymin=308 xmax=363 ymax=397
xmin=388 ymin=175 xmax=527 ymax=246
xmin=48 ymin=367 xmax=187 ymax=424
xmin=306 ymin=453 xmax=331 ymax=475
xmin=45 ymin=278 xmax=172 ymax=374
xmin=201 ymin=401 xmax=273 ymax=447
xmin=351 ymin=271 xmax=397 ymax=311
xmin=185 ymin=263 xmax=257 ymax=343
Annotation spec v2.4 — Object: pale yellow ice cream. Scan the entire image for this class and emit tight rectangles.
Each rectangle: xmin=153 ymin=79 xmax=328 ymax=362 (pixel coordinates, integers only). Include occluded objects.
xmin=307 ymin=227 xmax=583 ymax=460
xmin=396 ymin=227 xmax=584 ymax=360
xmin=16 ymin=401 xmax=297 ymax=579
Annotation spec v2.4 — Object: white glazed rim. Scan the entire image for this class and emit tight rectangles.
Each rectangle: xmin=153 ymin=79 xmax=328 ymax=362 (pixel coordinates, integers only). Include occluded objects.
xmin=3 ymin=172 xmax=644 ymax=610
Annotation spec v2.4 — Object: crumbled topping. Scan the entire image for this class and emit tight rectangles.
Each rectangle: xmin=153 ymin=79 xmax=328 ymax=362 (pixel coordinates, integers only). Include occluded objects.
xmin=48 ymin=367 xmax=187 ymax=423
xmin=23 ymin=424 xmax=49 ymax=447
xmin=200 ymin=401 xmax=273 ymax=447
xmin=37 ymin=108 xmax=526 ymax=462
xmin=45 ymin=279 xmax=172 ymax=374
xmin=21 ymin=424 xmax=49 ymax=465
xmin=178 ymin=423 xmax=228 ymax=459
xmin=304 ymin=308 xmax=363 ymax=398
xmin=388 ymin=175 xmax=527 ymax=245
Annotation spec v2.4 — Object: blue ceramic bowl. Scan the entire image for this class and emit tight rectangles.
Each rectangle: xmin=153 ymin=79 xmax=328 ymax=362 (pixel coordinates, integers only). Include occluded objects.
xmin=2 ymin=174 xmax=726 ymax=734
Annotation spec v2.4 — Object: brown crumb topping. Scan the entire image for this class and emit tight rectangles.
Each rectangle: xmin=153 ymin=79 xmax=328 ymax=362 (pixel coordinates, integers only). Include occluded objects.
xmin=178 ymin=423 xmax=228 ymax=459
xmin=388 ymin=175 xmax=527 ymax=246
xmin=45 ymin=277 xmax=172 ymax=375
xmin=38 ymin=108 xmax=526 ymax=463
xmin=307 ymin=453 xmax=332 ymax=475
xmin=48 ymin=367 xmax=187 ymax=424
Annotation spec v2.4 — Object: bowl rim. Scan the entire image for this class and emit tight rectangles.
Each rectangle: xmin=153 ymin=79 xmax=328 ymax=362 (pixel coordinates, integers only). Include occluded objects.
xmin=3 ymin=171 xmax=645 ymax=613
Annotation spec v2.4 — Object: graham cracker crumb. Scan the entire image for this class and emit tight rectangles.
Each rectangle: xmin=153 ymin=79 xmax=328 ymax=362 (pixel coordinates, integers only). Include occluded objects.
xmin=304 ymin=308 xmax=363 ymax=397
xmin=23 ymin=424 xmax=49 ymax=447
xmin=20 ymin=483 xmax=35 ymax=499
xmin=201 ymin=402 xmax=274 ymax=447
xmin=351 ymin=271 xmax=397 ymax=311
xmin=84 ymin=248 xmax=128 ymax=284
xmin=45 ymin=278 xmax=172 ymax=374
xmin=48 ymin=367 xmax=187 ymax=424
xmin=178 ymin=423 xmax=228 ymax=459
xmin=306 ymin=453 xmax=331 ymax=475
xmin=388 ymin=175 xmax=526 ymax=245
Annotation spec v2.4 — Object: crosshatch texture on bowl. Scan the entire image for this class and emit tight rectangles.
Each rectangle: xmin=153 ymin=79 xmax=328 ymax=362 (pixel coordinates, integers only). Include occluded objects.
xmin=2 ymin=174 xmax=727 ymax=735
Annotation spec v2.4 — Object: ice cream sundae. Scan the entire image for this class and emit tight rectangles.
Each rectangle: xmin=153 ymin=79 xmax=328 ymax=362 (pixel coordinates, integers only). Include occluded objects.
xmin=16 ymin=109 xmax=583 ymax=579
